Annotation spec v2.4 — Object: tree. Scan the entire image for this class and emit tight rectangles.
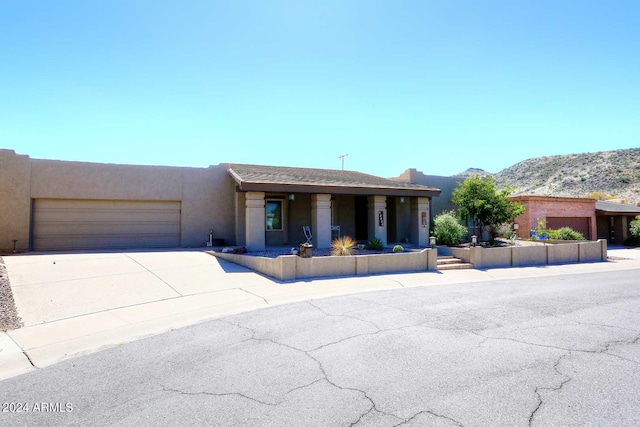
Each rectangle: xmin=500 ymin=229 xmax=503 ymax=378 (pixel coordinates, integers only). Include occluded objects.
xmin=451 ymin=174 xmax=525 ymax=231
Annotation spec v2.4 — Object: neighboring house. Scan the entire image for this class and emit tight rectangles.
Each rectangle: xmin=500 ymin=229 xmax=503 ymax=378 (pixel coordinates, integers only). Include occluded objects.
xmin=510 ymin=196 xmax=597 ymax=240
xmin=393 ymin=168 xmax=460 ymax=218
xmin=595 ymin=201 xmax=640 ymax=243
xmin=398 ymin=169 xmax=640 ymax=244
xmin=0 ymin=149 xmax=440 ymax=252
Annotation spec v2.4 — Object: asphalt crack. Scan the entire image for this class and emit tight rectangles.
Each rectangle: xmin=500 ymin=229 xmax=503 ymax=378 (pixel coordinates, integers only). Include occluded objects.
xmin=160 ymin=385 xmax=278 ymax=407
xmin=223 ymin=318 xmax=403 ymax=426
xmin=306 ymin=300 xmax=383 ymax=331
xmin=394 ymin=409 xmax=465 ymax=426
xmin=472 ymin=330 xmax=640 ymax=357
xmin=529 ymin=353 xmax=573 ymax=427
xmin=214 ymin=318 xmax=387 ymax=419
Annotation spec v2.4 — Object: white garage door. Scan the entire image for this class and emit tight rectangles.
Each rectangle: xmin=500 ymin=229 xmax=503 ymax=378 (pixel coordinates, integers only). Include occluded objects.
xmin=33 ymin=199 xmax=181 ymax=251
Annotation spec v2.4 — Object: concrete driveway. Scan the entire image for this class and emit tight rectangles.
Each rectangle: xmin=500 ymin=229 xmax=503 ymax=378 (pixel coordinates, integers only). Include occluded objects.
xmin=2 ymin=247 xmax=640 ymax=380
xmin=7 ymin=250 xmax=273 ymax=326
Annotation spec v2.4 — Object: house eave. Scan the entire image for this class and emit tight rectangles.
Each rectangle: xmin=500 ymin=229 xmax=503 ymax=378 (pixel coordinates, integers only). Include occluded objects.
xmin=235 ymin=182 xmax=441 ymax=197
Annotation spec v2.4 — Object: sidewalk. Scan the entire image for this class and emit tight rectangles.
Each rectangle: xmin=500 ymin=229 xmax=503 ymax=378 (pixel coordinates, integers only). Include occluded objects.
xmin=2 ymin=247 xmax=639 ymax=381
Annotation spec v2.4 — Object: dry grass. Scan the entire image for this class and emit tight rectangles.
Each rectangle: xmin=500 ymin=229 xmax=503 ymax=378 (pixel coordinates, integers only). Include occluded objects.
xmin=331 ymin=236 xmax=357 ymax=256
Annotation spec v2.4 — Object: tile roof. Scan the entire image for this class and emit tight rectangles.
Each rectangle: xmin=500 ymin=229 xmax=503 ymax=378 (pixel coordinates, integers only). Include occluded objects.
xmin=595 ymin=200 xmax=640 ymax=214
xmin=228 ymin=164 xmax=441 ymax=196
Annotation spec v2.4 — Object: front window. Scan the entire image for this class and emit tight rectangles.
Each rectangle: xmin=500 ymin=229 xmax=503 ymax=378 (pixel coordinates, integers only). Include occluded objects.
xmin=266 ymin=200 xmax=283 ymax=230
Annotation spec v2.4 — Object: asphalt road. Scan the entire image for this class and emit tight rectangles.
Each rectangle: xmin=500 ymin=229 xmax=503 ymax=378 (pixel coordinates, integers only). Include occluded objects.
xmin=1 ymin=269 xmax=639 ymax=427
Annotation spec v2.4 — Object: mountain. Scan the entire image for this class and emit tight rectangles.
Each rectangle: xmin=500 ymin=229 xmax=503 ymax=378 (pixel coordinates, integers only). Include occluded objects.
xmin=493 ymin=148 xmax=640 ymax=202
xmin=452 ymin=168 xmax=492 ymax=179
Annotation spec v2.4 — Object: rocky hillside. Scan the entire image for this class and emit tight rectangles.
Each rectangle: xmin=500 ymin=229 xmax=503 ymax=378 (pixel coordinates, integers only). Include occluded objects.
xmin=492 ymin=148 xmax=640 ymax=202
xmin=453 ymin=168 xmax=492 ymax=179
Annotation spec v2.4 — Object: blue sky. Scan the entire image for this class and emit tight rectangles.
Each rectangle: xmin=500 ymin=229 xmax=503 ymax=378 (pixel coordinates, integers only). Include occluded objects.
xmin=1 ymin=1 xmax=638 ymax=177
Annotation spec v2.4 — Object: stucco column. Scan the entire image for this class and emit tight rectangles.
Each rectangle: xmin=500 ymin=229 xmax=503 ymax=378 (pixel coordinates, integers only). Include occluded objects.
xmin=245 ymin=191 xmax=266 ymax=251
xmin=311 ymin=194 xmax=332 ymax=249
xmin=410 ymin=197 xmax=430 ymax=246
xmin=368 ymin=195 xmax=387 ymax=246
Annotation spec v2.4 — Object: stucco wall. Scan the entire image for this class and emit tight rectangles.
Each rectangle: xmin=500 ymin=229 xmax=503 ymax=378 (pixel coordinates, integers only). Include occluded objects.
xmin=0 ymin=150 xmax=31 ymax=251
xmin=30 ymin=158 xmax=183 ymax=200
xmin=235 ymin=192 xmax=247 ymax=246
xmin=288 ymin=193 xmax=312 ymax=246
xmin=394 ymin=169 xmax=459 ymax=217
xmin=0 ymin=150 xmax=237 ymax=250
xmin=212 ymin=249 xmax=437 ymax=281
xmin=335 ymin=194 xmax=356 ymax=239
xmin=445 ymin=240 xmax=606 ymax=268
xmin=182 ymin=166 xmax=236 ymax=247
xmin=393 ymin=197 xmax=412 ymax=243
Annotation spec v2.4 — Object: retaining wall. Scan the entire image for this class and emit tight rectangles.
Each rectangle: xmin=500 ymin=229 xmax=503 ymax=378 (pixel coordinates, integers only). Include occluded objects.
xmin=211 ymin=249 xmax=438 ymax=281
xmin=445 ymin=240 xmax=607 ymax=269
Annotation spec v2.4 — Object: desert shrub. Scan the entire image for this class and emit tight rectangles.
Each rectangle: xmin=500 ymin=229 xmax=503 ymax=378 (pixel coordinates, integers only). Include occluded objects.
xmin=367 ymin=237 xmax=384 ymax=251
xmin=550 ymin=227 xmax=585 ymax=241
xmin=331 ymin=236 xmax=357 ymax=256
xmin=533 ymin=220 xmax=585 ymax=241
xmin=585 ymin=191 xmax=617 ymax=201
xmin=492 ymin=223 xmax=516 ymax=239
xmin=434 ymin=211 xmax=468 ymax=246
xmin=392 ymin=245 xmax=404 ymax=253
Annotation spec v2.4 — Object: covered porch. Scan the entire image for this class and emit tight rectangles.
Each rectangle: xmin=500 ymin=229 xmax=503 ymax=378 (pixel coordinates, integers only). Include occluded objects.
xmin=228 ymin=164 xmax=441 ymax=250
xmin=595 ymin=200 xmax=640 ymax=244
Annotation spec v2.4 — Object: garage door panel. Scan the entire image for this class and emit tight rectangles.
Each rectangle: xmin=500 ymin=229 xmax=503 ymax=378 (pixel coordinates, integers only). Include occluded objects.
xmin=33 ymin=199 xmax=181 ymax=251
xmin=35 ymin=210 xmax=181 ymax=223
xmin=546 ymin=217 xmax=590 ymax=239
xmin=35 ymin=222 xmax=181 ymax=236
xmin=34 ymin=235 xmax=180 ymax=251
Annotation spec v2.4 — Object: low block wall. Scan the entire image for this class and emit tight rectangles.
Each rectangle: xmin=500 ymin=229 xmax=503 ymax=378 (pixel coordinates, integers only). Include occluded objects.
xmin=211 ymin=249 xmax=437 ymax=281
xmin=449 ymin=240 xmax=607 ymax=269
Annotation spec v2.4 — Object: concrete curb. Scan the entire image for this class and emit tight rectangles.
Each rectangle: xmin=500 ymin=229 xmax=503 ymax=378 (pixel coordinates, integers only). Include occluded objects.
xmin=0 ymin=332 xmax=34 ymax=380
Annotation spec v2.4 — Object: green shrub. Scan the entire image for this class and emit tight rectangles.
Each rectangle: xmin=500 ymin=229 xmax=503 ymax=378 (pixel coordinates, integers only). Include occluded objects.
xmin=367 ymin=237 xmax=384 ymax=251
xmin=531 ymin=220 xmax=584 ymax=241
xmin=392 ymin=245 xmax=404 ymax=253
xmin=434 ymin=211 xmax=468 ymax=246
xmin=553 ymin=227 xmax=585 ymax=240
xmin=631 ymin=215 xmax=640 ymax=238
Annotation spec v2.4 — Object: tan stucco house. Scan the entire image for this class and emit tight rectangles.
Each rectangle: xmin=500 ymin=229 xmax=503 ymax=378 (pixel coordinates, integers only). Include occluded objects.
xmin=0 ymin=149 xmax=440 ymax=252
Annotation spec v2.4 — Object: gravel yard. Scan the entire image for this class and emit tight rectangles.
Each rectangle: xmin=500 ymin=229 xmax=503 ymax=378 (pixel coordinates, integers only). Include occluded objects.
xmin=0 ymin=257 xmax=22 ymax=331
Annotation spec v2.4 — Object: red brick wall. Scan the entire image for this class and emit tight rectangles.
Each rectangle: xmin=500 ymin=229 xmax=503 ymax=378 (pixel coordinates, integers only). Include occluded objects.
xmin=511 ymin=196 xmax=597 ymax=240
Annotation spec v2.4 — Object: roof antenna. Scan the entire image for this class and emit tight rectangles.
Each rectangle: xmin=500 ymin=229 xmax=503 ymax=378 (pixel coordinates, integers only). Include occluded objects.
xmin=338 ymin=154 xmax=348 ymax=170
